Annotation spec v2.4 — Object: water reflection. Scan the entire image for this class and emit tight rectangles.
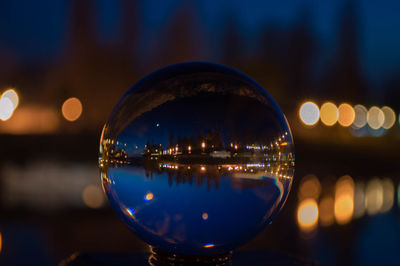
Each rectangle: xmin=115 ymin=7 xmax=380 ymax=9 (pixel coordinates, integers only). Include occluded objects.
xmin=297 ymin=174 xmax=399 ymax=233
xmin=381 ymin=178 xmax=394 ymax=213
xmin=1 ymin=161 xmax=102 ymax=210
xmin=104 ymin=165 xmax=290 ymax=256
xmin=99 ymin=133 xmax=294 ymax=190
xmin=334 ymin=175 xmax=354 ymax=225
xmin=365 ymin=178 xmax=383 ymax=216
xmin=319 ymin=196 xmax=334 ymax=227
xmin=99 ymin=136 xmax=294 ymax=254
xmin=353 ymin=182 xmax=365 ymax=218
xmin=297 ymin=198 xmax=318 ymax=232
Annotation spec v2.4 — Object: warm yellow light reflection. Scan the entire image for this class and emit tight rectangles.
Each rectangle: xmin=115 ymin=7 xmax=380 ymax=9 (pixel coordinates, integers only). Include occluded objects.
xmin=82 ymin=185 xmax=104 ymax=209
xmin=297 ymin=198 xmax=319 ymax=232
xmin=61 ymin=97 xmax=82 ymax=122
xmin=367 ymin=106 xmax=384 ymax=130
xmin=381 ymin=178 xmax=394 ymax=213
xmin=2 ymin=89 xmax=19 ymax=109
xmin=202 ymin=213 xmax=209 ymax=220
xmin=338 ymin=103 xmax=355 ymax=127
xmin=320 ymin=102 xmax=338 ymax=126
xmin=145 ymin=192 xmax=154 ymax=201
xmin=335 ymin=196 xmax=353 ymax=225
xmin=298 ymin=174 xmax=321 ymax=200
xmin=299 ymin=101 xmax=319 ymax=126
xmin=334 ymin=175 xmax=354 ymax=225
xmin=381 ymin=106 xmax=396 ymax=130
xmin=365 ymin=178 xmax=383 ymax=215
xmin=352 ymin=105 xmax=368 ymax=128
xmin=319 ymin=196 xmax=334 ymax=226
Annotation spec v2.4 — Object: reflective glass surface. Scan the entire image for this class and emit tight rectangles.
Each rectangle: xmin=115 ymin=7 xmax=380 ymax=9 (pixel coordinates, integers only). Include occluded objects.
xmin=99 ymin=62 xmax=294 ymax=256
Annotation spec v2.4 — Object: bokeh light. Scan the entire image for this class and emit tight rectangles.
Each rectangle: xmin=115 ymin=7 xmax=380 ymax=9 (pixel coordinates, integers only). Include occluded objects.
xmin=381 ymin=106 xmax=396 ymax=130
xmin=299 ymin=101 xmax=319 ymax=126
xmin=61 ymin=97 xmax=83 ymax=122
xmin=82 ymin=185 xmax=104 ymax=209
xmin=367 ymin=106 xmax=384 ymax=130
xmin=352 ymin=105 xmax=368 ymax=128
xmin=338 ymin=103 xmax=355 ymax=127
xmin=319 ymin=196 xmax=334 ymax=226
xmin=2 ymin=89 xmax=19 ymax=109
xmin=320 ymin=102 xmax=338 ymax=126
xmin=353 ymin=182 xmax=365 ymax=218
xmin=298 ymin=174 xmax=321 ymax=200
xmin=145 ymin=192 xmax=154 ymax=201
xmin=0 ymin=97 xmax=14 ymax=121
xmin=334 ymin=175 xmax=354 ymax=225
xmin=0 ymin=88 xmax=19 ymax=121
xmin=297 ymin=198 xmax=319 ymax=232
xmin=365 ymin=178 xmax=383 ymax=215
xmin=381 ymin=178 xmax=394 ymax=213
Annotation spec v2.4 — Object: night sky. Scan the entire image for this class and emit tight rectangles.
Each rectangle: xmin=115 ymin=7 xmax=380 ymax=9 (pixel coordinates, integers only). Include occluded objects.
xmin=0 ymin=0 xmax=399 ymax=88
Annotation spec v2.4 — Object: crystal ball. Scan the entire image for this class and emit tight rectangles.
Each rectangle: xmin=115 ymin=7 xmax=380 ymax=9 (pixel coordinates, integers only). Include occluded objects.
xmin=99 ymin=62 xmax=294 ymax=257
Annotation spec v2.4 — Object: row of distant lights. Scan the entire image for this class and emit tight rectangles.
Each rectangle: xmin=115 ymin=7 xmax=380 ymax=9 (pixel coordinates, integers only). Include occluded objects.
xmin=299 ymin=101 xmax=398 ymax=130
xmin=0 ymin=87 xmax=83 ymax=122
xmin=159 ymin=163 xmax=288 ymax=176
xmin=297 ymin=174 xmax=397 ymax=233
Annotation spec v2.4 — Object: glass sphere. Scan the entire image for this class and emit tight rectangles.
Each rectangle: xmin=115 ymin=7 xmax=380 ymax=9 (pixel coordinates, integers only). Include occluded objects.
xmin=99 ymin=62 xmax=294 ymax=257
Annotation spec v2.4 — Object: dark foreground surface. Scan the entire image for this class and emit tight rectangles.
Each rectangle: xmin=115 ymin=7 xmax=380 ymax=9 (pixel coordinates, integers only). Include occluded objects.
xmin=61 ymin=250 xmax=320 ymax=266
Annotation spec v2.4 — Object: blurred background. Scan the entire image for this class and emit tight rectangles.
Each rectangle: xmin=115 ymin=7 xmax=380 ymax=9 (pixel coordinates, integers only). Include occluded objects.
xmin=0 ymin=0 xmax=399 ymax=265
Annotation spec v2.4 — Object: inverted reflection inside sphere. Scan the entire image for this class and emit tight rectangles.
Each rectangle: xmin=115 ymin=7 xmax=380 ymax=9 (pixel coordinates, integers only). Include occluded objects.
xmin=99 ymin=62 xmax=294 ymax=258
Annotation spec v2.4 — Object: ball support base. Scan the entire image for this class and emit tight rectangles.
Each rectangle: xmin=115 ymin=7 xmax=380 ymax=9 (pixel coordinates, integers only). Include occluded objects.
xmin=148 ymin=246 xmax=233 ymax=265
